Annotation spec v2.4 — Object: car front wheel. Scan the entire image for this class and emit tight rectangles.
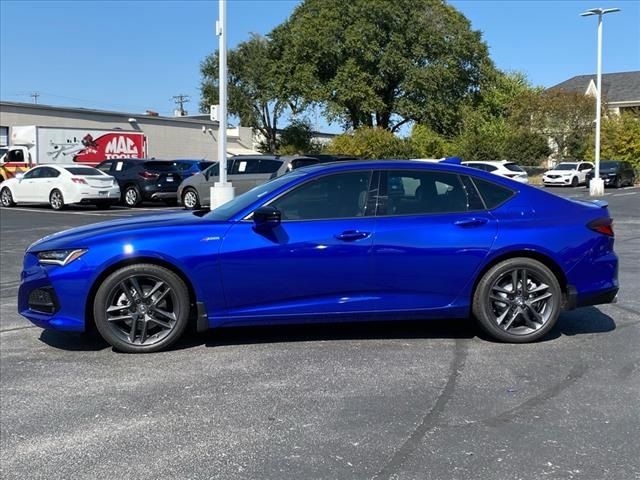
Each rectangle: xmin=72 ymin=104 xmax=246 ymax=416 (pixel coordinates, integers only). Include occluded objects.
xmin=472 ymin=258 xmax=561 ymax=343
xmin=93 ymin=264 xmax=191 ymax=353
xmin=570 ymin=176 xmax=578 ymax=187
xmin=1 ymin=187 xmax=16 ymax=207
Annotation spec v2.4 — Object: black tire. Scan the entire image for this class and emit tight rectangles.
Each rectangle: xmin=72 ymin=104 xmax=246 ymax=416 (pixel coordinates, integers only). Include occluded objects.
xmin=49 ymin=189 xmax=65 ymax=210
xmin=570 ymin=176 xmax=578 ymax=187
xmin=472 ymin=258 xmax=562 ymax=343
xmin=182 ymin=188 xmax=200 ymax=210
xmin=93 ymin=264 xmax=190 ymax=353
xmin=123 ymin=185 xmax=142 ymax=207
xmin=1 ymin=187 xmax=16 ymax=207
xmin=614 ymin=177 xmax=622 ymax=189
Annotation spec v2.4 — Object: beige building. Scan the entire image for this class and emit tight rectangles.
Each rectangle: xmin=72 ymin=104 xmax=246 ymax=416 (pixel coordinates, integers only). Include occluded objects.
xmin=0 ymin=101 xmax=258 ymax=159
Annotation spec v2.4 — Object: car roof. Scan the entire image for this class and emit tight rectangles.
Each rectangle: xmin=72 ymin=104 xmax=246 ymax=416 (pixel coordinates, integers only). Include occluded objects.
xmin=463 ymin=160 xmax=515 ymax=165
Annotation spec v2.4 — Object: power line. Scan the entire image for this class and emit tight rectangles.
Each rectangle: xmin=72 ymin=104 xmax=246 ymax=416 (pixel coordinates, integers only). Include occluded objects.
xmin=30 ymin=92 xmax=40 ymax=104
xmin=172 ymin=94 xmax=190 ymax=116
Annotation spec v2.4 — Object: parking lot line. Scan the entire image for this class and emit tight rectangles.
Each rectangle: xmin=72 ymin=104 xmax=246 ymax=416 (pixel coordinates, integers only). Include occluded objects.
xmin=611 ymin=192 xmax=638 ymax=197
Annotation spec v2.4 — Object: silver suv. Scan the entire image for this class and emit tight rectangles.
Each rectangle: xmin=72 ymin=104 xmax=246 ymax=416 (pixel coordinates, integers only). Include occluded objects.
xmin=177 ymin=155 xmax=320 ymax=209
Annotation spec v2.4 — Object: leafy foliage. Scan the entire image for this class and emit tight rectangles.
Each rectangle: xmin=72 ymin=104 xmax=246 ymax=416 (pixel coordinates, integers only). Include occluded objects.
xmin=326 ymin=128 xmax=417 ymax=159
xmin=510 ymin=90 xmax=594 ymax=160
xmin=200 ymin=34 xmax=306 ymax=153
xmin=410 ymin=124 xmax=454 ymax=158
xmin=270 ymin=0 xmax=494 ymax=135
xmin=277 ymin=119 xmax=322 ymax=155
xmin=585 ymin=113 xmax=640 ymax=172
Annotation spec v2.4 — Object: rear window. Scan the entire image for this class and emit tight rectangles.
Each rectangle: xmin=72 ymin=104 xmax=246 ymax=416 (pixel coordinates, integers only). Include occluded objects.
xmin=471 ymin=178 xmax=515 ymax=209
xmin=64 ymin=167 xmax=103 ymax=176
xmin=258 ymin=159 xmax=283 ymax=174
xmin=144 ymin=161 xmax=178 ymax=172
xmin=504 ymin=163 xmax=525 ymax=172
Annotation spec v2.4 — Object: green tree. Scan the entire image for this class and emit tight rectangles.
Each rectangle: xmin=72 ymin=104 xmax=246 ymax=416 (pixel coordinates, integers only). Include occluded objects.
xmin=585 ymin=113 xmax=640 ymax=171
xmin=410 ymin=124 xmax=453 ymax=158
xmin=200 ymin=34 xmax=305 ymax=153
xmin=326 ymin=127 xmax=417 ymax=159
xmin=277 ymin=119 xmax=321 ymax=155
xmin=510 ymin=90 xmax=594 ymax=160
xmin=270 ymin=0 xmax=494 ymax=135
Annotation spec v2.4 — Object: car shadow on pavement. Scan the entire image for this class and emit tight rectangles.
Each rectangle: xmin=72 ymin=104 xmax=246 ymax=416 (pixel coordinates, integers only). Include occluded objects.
xmin=36 ymin=307 xmax=616 ymax=353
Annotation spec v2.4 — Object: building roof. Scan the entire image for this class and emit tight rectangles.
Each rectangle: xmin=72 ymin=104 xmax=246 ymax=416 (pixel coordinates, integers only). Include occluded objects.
xmin=0 ymin=100 xmax=220 ymax=126
xmin=548 ymin=71 xmax=640 ymax=103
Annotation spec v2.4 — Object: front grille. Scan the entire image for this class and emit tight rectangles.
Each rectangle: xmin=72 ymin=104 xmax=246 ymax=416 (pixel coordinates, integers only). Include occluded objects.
xmin=28 ymin=287 xmax=59 ymax=314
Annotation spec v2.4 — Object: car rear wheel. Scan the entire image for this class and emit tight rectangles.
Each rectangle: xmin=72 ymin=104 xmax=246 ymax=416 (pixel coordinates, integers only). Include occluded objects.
xmin=93 ymin=264 xmax=190 ymax=353
xmin=1 ymin=187 xmax=16 ymax=207
xmin=182 ymin=188 xmax=200 ymax=209
xmin=49 ymin=189 xmax=65 ymax=210
xmin=473 ymin=258 xmax=561 ymax=343
xmin=123 ymin=185 xmax=142 ymax=207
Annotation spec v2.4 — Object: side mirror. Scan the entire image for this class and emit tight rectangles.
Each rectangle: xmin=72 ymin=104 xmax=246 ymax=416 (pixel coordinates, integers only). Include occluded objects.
xmin=253 ymin=206 xmax=281 ymax=230
xmin=15 ymin=173 xmax=24 ymax=180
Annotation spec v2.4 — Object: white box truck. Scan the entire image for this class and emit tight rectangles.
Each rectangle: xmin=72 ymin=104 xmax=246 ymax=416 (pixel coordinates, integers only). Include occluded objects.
xmin=0 ymin=126 xmax=146 ymax=181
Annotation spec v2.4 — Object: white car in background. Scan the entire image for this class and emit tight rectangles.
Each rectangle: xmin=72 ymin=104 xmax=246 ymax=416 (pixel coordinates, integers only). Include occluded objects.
xmin=542 ymin=161 xmax=594 ymax=187
xmin=462 ymin=160 xmax=529 ymax=183
xmin=0 ymin=164 xmax=120 ymax=210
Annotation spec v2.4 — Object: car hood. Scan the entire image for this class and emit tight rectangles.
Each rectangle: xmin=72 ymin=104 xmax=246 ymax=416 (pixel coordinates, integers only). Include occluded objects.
xmin=28 ymin=210 xmax=220 ymax=252
xmin=545 ymin=169 xmax=575 ymax=175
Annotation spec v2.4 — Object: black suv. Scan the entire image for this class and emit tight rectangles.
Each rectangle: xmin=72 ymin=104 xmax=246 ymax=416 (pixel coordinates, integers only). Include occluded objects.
xmin=585 ymin=160 xmax=636 ymax=188
xmin=96 ymin=159 xmax=182 ymax=207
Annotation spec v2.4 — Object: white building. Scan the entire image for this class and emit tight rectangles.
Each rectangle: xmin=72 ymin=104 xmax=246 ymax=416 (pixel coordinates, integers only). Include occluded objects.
xmin=0 ymin=101 xmax=258 ymax=158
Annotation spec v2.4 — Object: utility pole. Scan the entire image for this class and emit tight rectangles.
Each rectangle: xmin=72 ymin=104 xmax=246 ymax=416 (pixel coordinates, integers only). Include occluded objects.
xmin=210 ymin=0 xmax=235 ymax=209
xmin=172 ymin=94 xmax=190 ymax=116
xmin=581 ymin=7 xmax=621 ymax=197
xmin=31 ymin=92 xmax=40 ymax=104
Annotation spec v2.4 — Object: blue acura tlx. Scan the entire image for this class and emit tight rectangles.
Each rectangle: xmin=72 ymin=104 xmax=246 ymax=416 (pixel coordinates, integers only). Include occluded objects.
xmin=18 ymin=160 xmax=618 ymax=353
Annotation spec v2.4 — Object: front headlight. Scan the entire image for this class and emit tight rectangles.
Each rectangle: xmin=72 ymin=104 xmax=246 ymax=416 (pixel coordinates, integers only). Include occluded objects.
xmin=37 ymin=249 xmax=87 ymax=266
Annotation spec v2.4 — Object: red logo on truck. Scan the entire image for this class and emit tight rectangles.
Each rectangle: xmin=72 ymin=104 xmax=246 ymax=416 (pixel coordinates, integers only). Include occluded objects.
xmin=73 ymin=133 xmax=145 ymax=163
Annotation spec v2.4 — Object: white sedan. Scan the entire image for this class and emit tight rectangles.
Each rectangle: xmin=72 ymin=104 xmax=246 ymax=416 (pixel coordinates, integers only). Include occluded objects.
xmin=0 ymin=164 xmax=120 ymax=210
xmin=462 ymin=161 xmax=529 ymax=183
xmin=543 ymin=161 xmax=594 ymax=187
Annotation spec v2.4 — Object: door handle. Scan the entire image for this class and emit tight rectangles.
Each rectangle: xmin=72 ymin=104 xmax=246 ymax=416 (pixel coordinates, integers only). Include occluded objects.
xmin=454 ymin=217 xmax=488 ymax=227
xmin=335 ymin=230 xmax=370 ymax=241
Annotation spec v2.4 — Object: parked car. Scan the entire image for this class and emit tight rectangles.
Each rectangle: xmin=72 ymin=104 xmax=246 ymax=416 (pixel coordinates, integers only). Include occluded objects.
xmin=19 ymin=160 xmax=618 ymax=353
xmin=170 ymin=159 xmax=215 ymax=179
xmin=462 ymin=161 xmax=529 ymax=183
xmin=585 ymin=160 xmax=636 ymax=188
xmin=0 ymin=164 xmax=119 ymax=210
xmin=96 ymin=159 xmax=182 ymax=207
xmin=178 ymin=155 xmax=320 ymax=209
xmin=542 ymin=161 xmax=593 ymax=187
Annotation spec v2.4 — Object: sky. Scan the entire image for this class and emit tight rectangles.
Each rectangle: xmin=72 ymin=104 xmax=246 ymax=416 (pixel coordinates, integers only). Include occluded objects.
xmin=1 ymin=0 xmax=639 ymax=130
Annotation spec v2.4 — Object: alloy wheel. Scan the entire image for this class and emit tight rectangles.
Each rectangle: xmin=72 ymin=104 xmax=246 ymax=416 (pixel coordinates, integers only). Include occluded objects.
xmin=183 ymin=189 xmax=198 ymax=209
xmin=50 ymin=190 xmax=63 ymax=210
xmin=1 ymin=188 xmax=13 ymax=207
xmin=486 ymin=268 xmax=556 ymax=335
xmin=104 ymin=274 xmax=179 ymax=346
xmin=125 ymin=188 xmax=138 ymax=206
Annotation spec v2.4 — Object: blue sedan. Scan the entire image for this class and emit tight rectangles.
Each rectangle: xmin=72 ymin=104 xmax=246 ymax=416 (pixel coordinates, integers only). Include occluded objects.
xmin=18 ymin=160 xmax=618 ymax=352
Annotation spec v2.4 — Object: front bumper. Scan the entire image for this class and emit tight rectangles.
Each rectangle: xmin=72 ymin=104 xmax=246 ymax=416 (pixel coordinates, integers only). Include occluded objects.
xmin=543 ymin=176 xmax=573 ymax=185
xmin=18 ymin=253 xmax=89 ymax=331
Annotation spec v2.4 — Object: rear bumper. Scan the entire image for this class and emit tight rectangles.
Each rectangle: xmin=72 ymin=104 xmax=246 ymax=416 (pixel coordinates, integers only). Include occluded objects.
xmin=565 ymin=285 xmax=618 ymax=310
xmin=141 ymin=183 xmax=178 ymax=201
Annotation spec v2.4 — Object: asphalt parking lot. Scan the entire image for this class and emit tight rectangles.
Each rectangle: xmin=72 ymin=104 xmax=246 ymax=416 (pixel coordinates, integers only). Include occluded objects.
xmin=1 ymin=187 xmax=639 ymax=480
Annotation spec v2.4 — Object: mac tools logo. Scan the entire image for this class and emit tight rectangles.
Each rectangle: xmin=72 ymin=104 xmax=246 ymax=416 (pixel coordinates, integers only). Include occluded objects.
xmin=73 ymin=133 xmax=145 ymax=163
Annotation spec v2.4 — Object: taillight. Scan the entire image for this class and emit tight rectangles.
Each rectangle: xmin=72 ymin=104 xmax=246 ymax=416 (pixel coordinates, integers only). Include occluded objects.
xmin=588 ymin=218 xmax=614 ymax=237
xmin=71 ymin=177 xmax=88 ymax=184
xmin=139 ymin=170 xmax=159 ymax=180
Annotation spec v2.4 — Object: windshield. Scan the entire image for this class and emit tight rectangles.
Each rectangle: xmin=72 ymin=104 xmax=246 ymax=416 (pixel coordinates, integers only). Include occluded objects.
xmin=599 ymin=161 xmax=619 ymax=170
xmin=208 ymin=171 xmax=305 ymax=221
xmin=554 ymin=163 xmax=577 ymax=171
xmin=504 ymin=163 xmax=525 ymax=172
xmin=64 ymin=167 xmax=104 ymax=176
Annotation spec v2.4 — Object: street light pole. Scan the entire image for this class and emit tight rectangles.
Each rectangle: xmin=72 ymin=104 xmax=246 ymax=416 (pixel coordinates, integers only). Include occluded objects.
xmin=581 ymin=7 xmax=621 ymax=197
xmin=210 ymin=0 xmax=235 ymax=209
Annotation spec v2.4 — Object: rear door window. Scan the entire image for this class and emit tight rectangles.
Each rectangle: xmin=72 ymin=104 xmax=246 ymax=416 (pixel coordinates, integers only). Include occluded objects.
xmin=377 ymin=170 xmax=472 ymax=215
xmin=504 ymin=163 xmax=525 ymax=172
xmin=231 ymin=158 xmax=260 ymax=174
